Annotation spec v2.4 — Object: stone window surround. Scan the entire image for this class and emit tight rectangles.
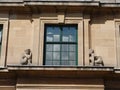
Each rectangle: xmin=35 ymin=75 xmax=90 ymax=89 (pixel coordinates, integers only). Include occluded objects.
xmin=115 ymin=21 xmax=120 ymax=68
xmin=32 ymin=13 xmax=84 ymax=66
xmin=0 ymin=18 xmax=9 ymax=67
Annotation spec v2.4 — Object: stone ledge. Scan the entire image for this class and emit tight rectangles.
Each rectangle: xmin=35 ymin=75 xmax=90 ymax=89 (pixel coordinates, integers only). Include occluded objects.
xmin=6 ymin=65 xmax=114 ymax=72
xmin=114 ymin=68 xmax=120 ymax=73
xmin=0 ymin=1 xmax=120 ymax=7
xmin=24 ymin=2 xmax=99 ymax=6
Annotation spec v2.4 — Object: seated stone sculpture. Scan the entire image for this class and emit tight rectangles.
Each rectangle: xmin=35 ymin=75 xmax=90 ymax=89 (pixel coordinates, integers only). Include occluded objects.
xmin=94 ymin=56 xmax=104 ymax=66
xmin=20 ymin=49 xmax=32 ymax=65
xmin=89 ymin=49 xmax=95 ymax=66
xmin=89 ymin=49 xmax=104 ymax=66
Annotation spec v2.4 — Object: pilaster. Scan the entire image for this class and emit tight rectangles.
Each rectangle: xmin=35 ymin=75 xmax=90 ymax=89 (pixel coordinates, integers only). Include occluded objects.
xmin=84 ymin=15 xmax=90 ymax=66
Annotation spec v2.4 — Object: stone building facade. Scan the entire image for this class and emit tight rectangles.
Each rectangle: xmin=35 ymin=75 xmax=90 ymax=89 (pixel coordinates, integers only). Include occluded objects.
xmin=0 ymin=0 xmax=120 ymax=90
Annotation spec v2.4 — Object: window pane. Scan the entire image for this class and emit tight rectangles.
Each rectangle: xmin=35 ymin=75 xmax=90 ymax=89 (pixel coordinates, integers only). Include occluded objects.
xmin=46 ymin=27 xmax=53 ymax=34
xmin=45 ymin=61 xmax=52 ymax=65
xmin=69 ymin=34 xmax=76 ymax=42
xmin=46 ymin=44 xmax=53 ymax=51
xmin=53 ymin=27 xmax=61 ymax=35
xmin=62 ymin=34 xmax=69 ymax=42
xmin=47 ymin=34 xmax=53 ymax=42
xmin=69 ymin=45 xmax=76 ymax=51
xmin=53 ymin=61 xmax=60 ymax=65
xmin=46 ymin=27 xmax=53 ymax=42
xmin=53 ymin=52 xmax=60 ymax=60
xmin=53 ymin=44 xmax=60 ymax=51
xmin=46 ymin=52 xmax=52 ymax=60
xmin=69 ymin=61 xmax=76 ymax=65
xmin=53 ymin=35 xmax=60 ymax=42
xmin=62 ymin=26 xmax=77 ymax=42
xmin=61 ymin=52 xmax=68 ymax=60
xmin=69 ymin=27 xmax=77 ymax=42
xmin=70 ymin=27 xmax=77 ymax=35
xmin=62 ymin=44 xmax=68 ymax=51
xmin=61 ymin=61 xmax=69 ymax=65
xmin=62 ymin=27 xmax=69 ymax=34
xmin=69 ymin=52 xmax=76 ymax=60
xmin=62 ymin=27 xmax=69 ymax=42
xmin=53 ymin=27 xmax=60 ymax=42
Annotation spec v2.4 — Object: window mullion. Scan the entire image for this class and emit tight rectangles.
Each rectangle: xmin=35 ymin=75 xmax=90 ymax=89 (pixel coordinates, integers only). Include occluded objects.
xmin=52 ymin=44 xmax=53 ymax=65
xmin=60 ymin=26 xmax=62 ymax=65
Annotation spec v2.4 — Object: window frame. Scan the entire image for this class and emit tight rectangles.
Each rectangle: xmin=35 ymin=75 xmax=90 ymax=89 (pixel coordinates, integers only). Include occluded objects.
xmin=0 ymin=24 xmax=3 ymax=55
xmin=44 ymin=24 xmax=78 ymax=66
xmin=0 ymin=19 xmax=9 ymax=67
xmin=36 ymin=15 xmax=83 ymax=66
xmin=115 ymin=22 xmax=120 ymax=68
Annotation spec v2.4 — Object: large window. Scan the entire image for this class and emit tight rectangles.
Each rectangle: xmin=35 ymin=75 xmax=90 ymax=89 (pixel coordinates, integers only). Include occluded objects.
xmin=44 ymin=24 xmax=77 ymax=66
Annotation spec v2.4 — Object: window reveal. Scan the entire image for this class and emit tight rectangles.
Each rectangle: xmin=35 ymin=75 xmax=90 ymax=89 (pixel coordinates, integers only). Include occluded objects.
xmin=0 ymin=24 xmax=3 ymax=55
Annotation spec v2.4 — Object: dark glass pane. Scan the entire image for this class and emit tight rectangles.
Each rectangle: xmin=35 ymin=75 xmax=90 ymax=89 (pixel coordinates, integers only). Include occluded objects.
xmin=69 ymin=45 xmax=76 ymax=51
xmin=62 ymin=34 xmax=69 ymax=42
xmin=62 ymin=27 xmax=69 ymax=42
xmin=53 ymin=27 xmax=60 ymax=42
xmin=69 ymin=61 xmax=76 ymax=65
xmin=46 ymin=44 xmax=53 ymax=51
xmin=61 ymin=52 xmax=68 ymax=60
xmin=69 ymin=52 xmax=76 ymax=60
xmin=53 ymin=61 xmax=60 ymax=65
xmin=53 ymin=27 xmax=61 ymax=35
xmin=62 ymin=26 xmax=77 ymax=42
xmin=70 ymin=27 xmax=77 ymax=35
xmin=69 ymin=27 xmax=77 ymax=42
xmin=62 ymin=44 xmax=68 ymax=51
xmin=53 ymin=52 xmax=60 ymax=60
xmin=45 ymin=60 xmax=52 ymax=65
xmin=69 ymin=34 xmax=76 ymax=42
xmin=62 ymin=27 xmax=69 ymax=34
xmin=53 ymin=44 xmax=60 ymax=51
xmin=46 ymin=27 xmax=54 ymax=42
xmin=46 ymin=52 xmax=52 ymax=60
xmin=53 ymin=34 xmax=60 ymax=42
xmin=61 ymin=61 xmax=69 ymax=65
xmin=46 ymin=27 xmax=53 ymax=35
xmin=47 ymin=34 xmax=53 ymax=42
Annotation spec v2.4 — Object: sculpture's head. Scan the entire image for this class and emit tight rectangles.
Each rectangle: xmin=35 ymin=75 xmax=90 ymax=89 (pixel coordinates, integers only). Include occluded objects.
xmin=25 ymin=49 xmax=31 ymax=55
xmin=89 ymin=49 xmax=94 ymax=54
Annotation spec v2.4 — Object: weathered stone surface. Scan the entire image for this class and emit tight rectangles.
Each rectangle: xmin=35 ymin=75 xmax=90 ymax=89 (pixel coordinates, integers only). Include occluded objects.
xmin=0 ymin=0 xmax=118 ymax=3
xmin=0 ymin=0 xmax=120 ymax=7
xmin=0 ymin=0 xmax=23 ymax=2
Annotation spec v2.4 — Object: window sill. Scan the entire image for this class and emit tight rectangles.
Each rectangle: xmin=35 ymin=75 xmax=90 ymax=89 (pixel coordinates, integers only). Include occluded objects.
xmin=6 ymin=64 xmax=114 ymax=72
